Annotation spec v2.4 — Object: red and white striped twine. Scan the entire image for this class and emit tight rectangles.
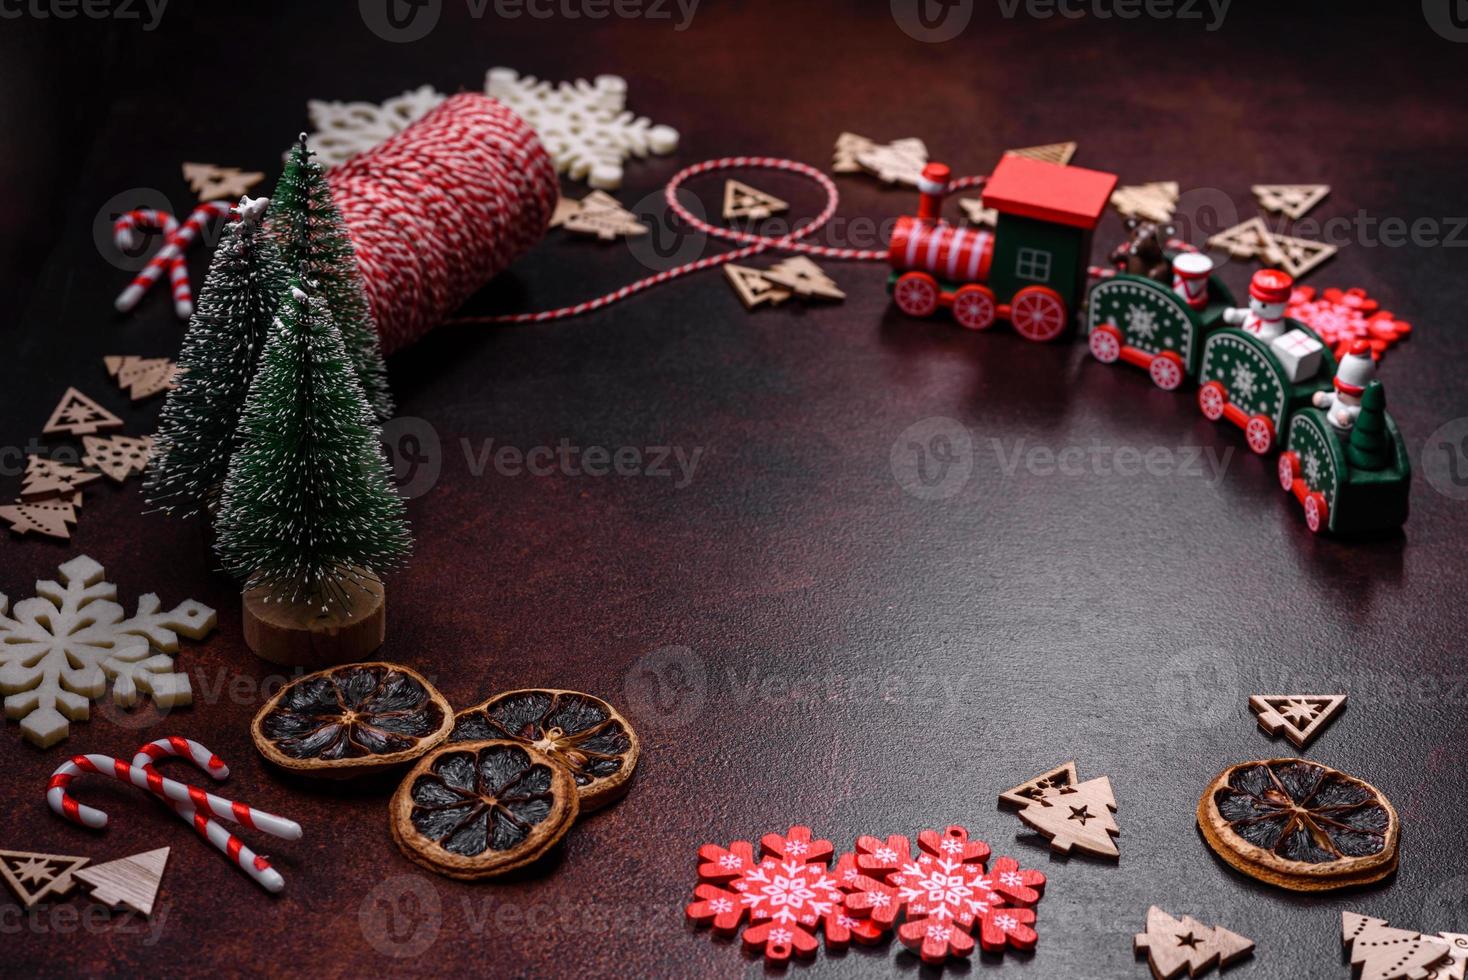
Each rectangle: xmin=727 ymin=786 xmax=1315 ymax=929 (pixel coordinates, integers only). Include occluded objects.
xmin=327 ymin=94 xmax=985 ymax=341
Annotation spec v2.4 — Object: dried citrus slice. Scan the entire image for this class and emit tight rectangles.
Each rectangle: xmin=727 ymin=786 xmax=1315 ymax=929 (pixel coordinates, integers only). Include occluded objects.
xmin=391 ymin=739 xmax=578 ymax=879
xmin=252 ymin=662 xmax=453 ymax=778
xmin=1197 ymin=759 xmax=1398 ymax=891
xmin=450 ymin=689 xmax=639 ymax=811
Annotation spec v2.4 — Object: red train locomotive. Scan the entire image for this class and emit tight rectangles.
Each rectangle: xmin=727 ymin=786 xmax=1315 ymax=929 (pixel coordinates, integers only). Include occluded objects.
xmin=888 ymin=154 xmax=1117 ymax=341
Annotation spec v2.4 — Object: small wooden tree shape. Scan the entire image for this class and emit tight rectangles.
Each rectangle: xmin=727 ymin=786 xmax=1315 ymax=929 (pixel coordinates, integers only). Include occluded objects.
xmin=723 ymin=180 xmax=787 ymax=221
xmin=1249 ymin=694 xmax=1347 ymax=748
xmin=20 ymin=456 xmax=101 ymax=500
xmin=42 ymin=388 xmax=122 ymax=436
xmin=146 ymin=196 xmax=287 ymax=519
xmin=0 ymin=493 xmax=81 ymax=540
xmin=1016 ymin=776 xmax=1120 ymax=858
xmin=0 ymin=851 xmax=90 ymax=908
xmin=182 ymin=162 xmax=265 ymax=201
xmin=1252 ymin=184 xmax=1329 ymax=220
xmin=74 ymin=848 xmax=170 ymax=917
xmin=82 ymin=435 xmax=154 ymax=482
xmin=105 ymin=355 xmax=179 ymax=401
xmin=1342 ymin=912 xmax=1451 ymax=980
xmin=1134 ymin=906 xmax=1253 ymax=979
xmin=268 ymin=135 xmax=394 ymax=419
xmin=762 ymin=257 xmax=845 ymax=300
xmin=215 ymin=283 xmax=411 ymax=666
xmin=1006 ymin=141 xmax=1077 ymax=166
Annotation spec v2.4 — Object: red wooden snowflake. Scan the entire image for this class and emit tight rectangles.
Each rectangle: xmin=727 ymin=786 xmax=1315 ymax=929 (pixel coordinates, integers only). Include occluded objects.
xmin=842 ymin=826 xmax=1046 ymax=964
xmin=1286 ymin=285 xmax=1411 ymax=361
xmin=686 ymin=825 xmax=846 ymax=963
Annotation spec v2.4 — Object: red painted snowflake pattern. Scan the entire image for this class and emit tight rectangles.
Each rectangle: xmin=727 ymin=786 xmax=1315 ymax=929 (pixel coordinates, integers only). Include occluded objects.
xmin=842 ymin=826 xmax=1046 ymax=964
xmin=1287 ymin=285 xmax=1411 ymax=361
xmin=686 ymin=825 xmax=845 ymax=962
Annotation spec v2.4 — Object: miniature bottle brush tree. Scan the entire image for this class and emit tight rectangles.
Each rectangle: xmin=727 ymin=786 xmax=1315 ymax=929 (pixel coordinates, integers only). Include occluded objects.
xmin=213 ymin=281 xmax=411 ymax=666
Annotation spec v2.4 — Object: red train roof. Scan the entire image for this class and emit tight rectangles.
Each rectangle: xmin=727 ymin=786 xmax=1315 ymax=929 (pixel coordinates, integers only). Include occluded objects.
xmin=981 ymin=154 xmax=1118 ymax=230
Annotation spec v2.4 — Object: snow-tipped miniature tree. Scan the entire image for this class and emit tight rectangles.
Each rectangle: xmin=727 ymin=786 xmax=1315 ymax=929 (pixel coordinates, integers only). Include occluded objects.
xmin=145 ymin=196 xmax=286 ymax=518
xmin=267 ymin=133 xmax=394 ymax=419
xmin=214 ymin=281 xmax=411 ymax=609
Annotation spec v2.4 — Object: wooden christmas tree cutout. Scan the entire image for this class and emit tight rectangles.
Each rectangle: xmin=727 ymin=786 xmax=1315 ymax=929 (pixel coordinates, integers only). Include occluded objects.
xmin=1111 ymin=181 xmax=1181 ymax=223
xmin=182 ymin=162 xmax=265 ymax=201
xmin=20 ymin=455 xmax=101 ymax=500
xmin=959 ymin=198 xmax=997 ymax=227
xmin=74 ymin=847 xmax=169 ymax=917
xmin=723 ymin=264 xmax=792 ymax=309
xmin=1342 ymin=912 xmax=1451 ymax=980
xmin=1006 ymin=141 xmax=1077 ymax=166
xmin=1433 ymin=933 xmax=1468 ymax=980
xmin=1263 ymin=232 xmax=1337 ymax=279
xmin=998 ymin=760 xmax=1080 ymax=809
xmin=1249 ymin=694 xmax=1347 ymax=748
xmin=0 ymin=492 xmax=81 ymax=540
xmin=42 ymin=387 xmax=122 ymax=436
xmin=723 ymin=180 xmax=787 ymax=221
xmin=1016 ymin=775 xmax=1120 ymax=858
xmin=1134 ymin=906 xmax=1254 ymax=979
xmin=854 ymin=137 xmax=929 ymax=186
xmin=1206 ymin=217 xmax=1274 ymax=258
xmin=82 ymin=434 xmax=154 ymax=482
xmin=105 ymin=355 xmax=179 ymax=401
xmin=761 ymin=256 xmax=845 ymax=300
xmin=832 ymin=131 xmax=875 ymax=173
xmin=0 ymin=850 xmax=90 ymax=908
xmin=559 ymin=190 xmax=647 ymax=240
xmin=548 ymin=195 xmax=582 ymax=228
xmin=1252 ymin=183 xmax=1330 ymax=220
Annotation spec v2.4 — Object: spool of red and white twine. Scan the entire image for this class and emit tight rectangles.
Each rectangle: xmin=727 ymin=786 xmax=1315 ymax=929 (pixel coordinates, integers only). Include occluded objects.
xmin=327 ymin=93 xmax=986 ymax=349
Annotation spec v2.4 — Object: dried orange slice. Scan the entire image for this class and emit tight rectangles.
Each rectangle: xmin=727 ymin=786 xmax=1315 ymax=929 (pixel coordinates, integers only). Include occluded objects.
xmin=1197 ymin=759 xmax=1398 ymax=891
xmin=450 ymin=689 xmax=639 ymax=812
xmin=391 ymin=739 xmax=578 ymax=879
xmin=252 ymin=662 xmax=453 ymax=778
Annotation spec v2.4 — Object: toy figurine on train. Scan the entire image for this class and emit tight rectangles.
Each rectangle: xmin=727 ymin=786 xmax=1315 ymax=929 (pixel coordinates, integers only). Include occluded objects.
xmin=883 ymin=155 xmax=1410 ymax=536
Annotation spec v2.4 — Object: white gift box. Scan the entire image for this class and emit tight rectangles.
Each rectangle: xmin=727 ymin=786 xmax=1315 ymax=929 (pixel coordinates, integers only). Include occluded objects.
xmin=1271 ymin=328 xmax=1325 ymax=382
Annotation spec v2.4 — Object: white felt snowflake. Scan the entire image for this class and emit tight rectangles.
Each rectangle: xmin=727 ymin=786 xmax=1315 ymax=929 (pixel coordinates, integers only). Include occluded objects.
xmin=0 ymin=555 xmax=216 ymax=748
xmin=1126 ymin=304 xmax=1158 ymax=340
xmin=303 ymin=85 xmax=447 ymax=167
xmin=1232 ymin=364 xmax=1258 ymax=399
xmin=485 ymin=67 xmax=678 ymax=189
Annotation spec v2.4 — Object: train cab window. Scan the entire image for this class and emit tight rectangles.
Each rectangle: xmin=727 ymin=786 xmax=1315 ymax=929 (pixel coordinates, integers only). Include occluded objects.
xmin=1015 ymin=247 xmax=1052 ymax=282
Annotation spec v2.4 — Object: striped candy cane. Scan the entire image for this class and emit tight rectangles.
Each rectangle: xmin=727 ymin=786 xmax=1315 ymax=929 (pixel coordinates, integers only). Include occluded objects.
xmin=112 ymin=201 xmax=234 ymax=318
xmin=131 ymin=738 xmax=293 ymax=894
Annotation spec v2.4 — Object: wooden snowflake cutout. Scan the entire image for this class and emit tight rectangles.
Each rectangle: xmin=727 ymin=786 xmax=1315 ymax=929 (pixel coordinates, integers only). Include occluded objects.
xmin=842 ymin=826 xmax=1045 ymax=964
xmin=1134 ymin=906 xmax=1254 ymax=978
xmin=485 ymin=68 xmax=678 ymax=190
xmin=686 ymin=825 xmax=845 ymax=963
xmin=0 ymin=556 xmax=216 ymax=748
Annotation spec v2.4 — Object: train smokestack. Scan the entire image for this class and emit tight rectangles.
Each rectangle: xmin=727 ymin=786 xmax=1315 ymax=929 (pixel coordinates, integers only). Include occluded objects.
xmin=916 ymin=162 xmax=951 ymax=221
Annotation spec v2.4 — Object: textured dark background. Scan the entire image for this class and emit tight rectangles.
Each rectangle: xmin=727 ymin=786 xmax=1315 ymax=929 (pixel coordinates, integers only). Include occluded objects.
xmin=2 ymin=2 xmax=1466 ymax=977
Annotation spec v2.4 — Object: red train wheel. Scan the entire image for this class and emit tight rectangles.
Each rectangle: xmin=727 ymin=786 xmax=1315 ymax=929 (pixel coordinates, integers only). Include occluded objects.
xmin=952 ymin=284 xmax=997 ymax=330
xmin=1278 ymin=451 xmax=1300 ymax=492
xmin=1148 ymin=351 xmax=1185 ymax=391
xmin=1009 ymin=285 xmax=1067 ymax=342
xmin=1305 ymin=492 xmax=1329 ymax=533
xmin=1245 ymin=415 xmax=1276 ymax=455
xmin=1089 ymin=324 xmax=1122 ymax=363
xmin=1198 ymin=381 xmax=1227 ymax=421
xmin=893 ymin=272 xmax=940 ymax=317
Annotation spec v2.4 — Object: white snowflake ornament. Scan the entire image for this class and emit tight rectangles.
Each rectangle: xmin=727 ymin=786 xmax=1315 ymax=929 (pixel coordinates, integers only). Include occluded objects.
xmin=303 ymin=85 xmax=447 ymax=167
xmin=0 ymin=556 xmax=216 ymax=748
xmin=485 ymin=67 xmax=678 ymax=189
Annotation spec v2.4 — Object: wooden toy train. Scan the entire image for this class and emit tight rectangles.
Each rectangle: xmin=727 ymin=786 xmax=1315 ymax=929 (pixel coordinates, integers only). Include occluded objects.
xmin=885 ymin=157 xmax=1410 ymax=536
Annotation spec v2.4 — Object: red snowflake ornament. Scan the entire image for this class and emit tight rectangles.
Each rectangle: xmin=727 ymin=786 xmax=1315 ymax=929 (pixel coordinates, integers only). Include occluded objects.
xmin=686 ymin=825 xmax=845 ymax=963
xmin=1286 ymin=285 xmax=1411 ymax=361
xmin=842 ymin=826 xmax=1045 ymax=964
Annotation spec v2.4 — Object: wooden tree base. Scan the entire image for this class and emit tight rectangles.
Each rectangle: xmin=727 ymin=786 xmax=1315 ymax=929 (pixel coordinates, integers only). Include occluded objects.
xmin=242 ymin=572 xmax=386 ymax=668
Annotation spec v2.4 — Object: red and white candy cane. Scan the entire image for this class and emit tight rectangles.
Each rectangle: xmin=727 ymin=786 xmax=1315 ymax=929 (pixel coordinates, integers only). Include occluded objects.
xmin=450 ymin=157 xmax=987 ymax=325
xmin=47 ymin=737 xmax=302 ymax=894
xmin=112 ymin=201 xmax=234 ymax=318
xmin=130 ymin=737 xmax=295 ymax=894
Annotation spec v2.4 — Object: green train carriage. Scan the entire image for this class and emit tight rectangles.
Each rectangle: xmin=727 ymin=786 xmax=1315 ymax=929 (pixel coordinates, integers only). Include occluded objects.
xmin=1086 ymin=269 xmax=1236 ymax=389
xmin=1196 ymin=324 xmax=1337 ymax=455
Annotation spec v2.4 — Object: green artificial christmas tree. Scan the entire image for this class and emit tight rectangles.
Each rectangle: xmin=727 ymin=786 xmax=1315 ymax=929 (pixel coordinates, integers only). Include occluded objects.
xmin=268 ymin=134 xmax=394 ymax=419
xmin=1346 ymin=380 xmax=1391 ymax=471
xmin=145 ymin=196 xmax=287 ymax=518
xmin=214 ymin=281 xmax=411 ymax=616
